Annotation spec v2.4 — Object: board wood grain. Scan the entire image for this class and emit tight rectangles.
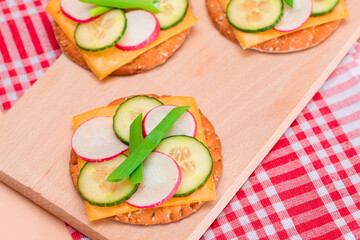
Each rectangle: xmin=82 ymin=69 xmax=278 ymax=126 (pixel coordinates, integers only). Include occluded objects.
xmin=0 ymin=110 xmax=71 ymax=240
xmin=0 ymin=1 xmax=359 ymax=239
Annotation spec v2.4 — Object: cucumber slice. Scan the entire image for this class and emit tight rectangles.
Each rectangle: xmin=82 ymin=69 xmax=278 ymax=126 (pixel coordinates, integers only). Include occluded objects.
xmin=74 ymin=9 xmax=127 ymax=52
xmin=227 ymin=0 xmax=284 ymax=33
xmin=154 ymin=0 xmax=188 ymax=30
xmin=311 ymin=0 xmax=339 ymax=17
xmin=155 ymin=135 xmax=213 ymax=197
xmin=78 ymin=154 xmax=138 ymax=207
xmin=113 ymin=96 xmax=164 ymax=144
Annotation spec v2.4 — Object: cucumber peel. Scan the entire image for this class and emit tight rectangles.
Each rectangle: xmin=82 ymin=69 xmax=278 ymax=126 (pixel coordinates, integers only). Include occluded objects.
xmin=77 ymin=154 xmax=139 ymax=207
xmin=155 ymin=135 xmax=213 ymax=197
xmin=311 ymin=0 xmax=339 ymax=17
xmin=154 ymin=0 xmax=188 ymax=30
xmin=113 ymin=95 xmax=164 ymax=145
xmin=74 ymin=9 xmax=127 ymax=52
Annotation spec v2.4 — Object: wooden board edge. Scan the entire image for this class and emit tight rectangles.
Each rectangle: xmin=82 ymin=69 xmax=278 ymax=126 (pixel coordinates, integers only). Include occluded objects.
xmin=0 ymin=171 xmax=107 ymax=240
xmin=187 ymin=26 xmax=360 ymax=240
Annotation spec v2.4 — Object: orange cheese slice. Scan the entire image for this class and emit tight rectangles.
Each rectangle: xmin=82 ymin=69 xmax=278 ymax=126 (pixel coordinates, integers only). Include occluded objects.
xmin=220 ymin=0 xmax=349 ymax=48
xmin=72 ymin=96 xmax=216 ymax=221
xmin=46 ymin=0 xmax=198 ymax=80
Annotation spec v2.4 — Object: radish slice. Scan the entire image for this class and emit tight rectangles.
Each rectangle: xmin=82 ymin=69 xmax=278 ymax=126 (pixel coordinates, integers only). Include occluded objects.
xmin=274 ymin=0 xmax=312 ymax=32
xmin=72 ymin=117 xmax=128 ymax=162
xmin=125 ymin=152 xmax=181 ymax=208
xmin=116 ymin=10 xmax=160 ymax=51
xmin=143 ymin=105 xmax=197 ymax=138
xmin=61 ymin=0 xmax=99 ymax=23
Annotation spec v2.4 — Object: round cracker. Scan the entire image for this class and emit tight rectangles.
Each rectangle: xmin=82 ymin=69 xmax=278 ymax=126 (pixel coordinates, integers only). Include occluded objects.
xmin=205 ymin=0 xmax=341 ymax=53
xmin=69 ymin=95 xmax=223 ymax=225
xmin=54 ymin=25 xmax=190 ymax=76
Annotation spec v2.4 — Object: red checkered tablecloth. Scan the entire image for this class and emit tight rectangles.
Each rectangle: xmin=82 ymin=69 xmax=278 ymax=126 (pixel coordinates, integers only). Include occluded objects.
xmin=1 ymin=0 xmax=360 ymax=239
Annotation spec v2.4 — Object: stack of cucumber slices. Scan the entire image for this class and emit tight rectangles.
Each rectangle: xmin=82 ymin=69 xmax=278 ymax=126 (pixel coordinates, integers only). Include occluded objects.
xmin=60 ymin=0 xmax=188 ymax=52
xmin=227 ymin=0 xmax=340 ymax=33
xmin=73 ymin=96 xmax=213 ymax=208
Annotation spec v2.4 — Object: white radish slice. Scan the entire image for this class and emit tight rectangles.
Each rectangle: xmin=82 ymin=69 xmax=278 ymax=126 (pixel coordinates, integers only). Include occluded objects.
xmin=125 ymin=152 xmax=181 ymax=208
xmin=72 ymin=117 xmax=128 ymax=162
xmin=116 ymin=10 xmax=160 ymax=51
xmin=61 ymin=0 xmax=99 ymax=23
xmin=274 ymin=0 xmax=312 ymax=32
xmin=143 ymin=105 xmax=197 ymax=138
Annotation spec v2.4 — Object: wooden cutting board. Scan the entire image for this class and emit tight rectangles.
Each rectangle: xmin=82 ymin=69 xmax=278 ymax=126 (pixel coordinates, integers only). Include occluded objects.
xmin=0 ymin=0 xmax=359 ymax=239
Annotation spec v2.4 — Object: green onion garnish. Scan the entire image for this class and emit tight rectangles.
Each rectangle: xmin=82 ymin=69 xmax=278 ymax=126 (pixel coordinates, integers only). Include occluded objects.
xmin=89 ymin=6 xmax=112 ymax=17
xmin=284 ymin=0 xmax=293 ymax=8
xmin=106 ymin=106 xmax=190 ymax=182
xmin=128 ymin=114 xmax=143 ymax=184
xmin=80 ymin=0 xmax=162 ymax=13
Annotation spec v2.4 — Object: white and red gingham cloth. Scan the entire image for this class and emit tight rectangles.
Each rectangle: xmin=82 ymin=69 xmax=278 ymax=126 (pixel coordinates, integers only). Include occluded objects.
xmin=1 ymin=0 xmax=360 ymax=239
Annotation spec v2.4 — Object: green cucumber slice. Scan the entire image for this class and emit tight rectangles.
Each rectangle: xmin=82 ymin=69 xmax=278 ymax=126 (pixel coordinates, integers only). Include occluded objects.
xmin=155 ymin=135 xmax=213 ymax=197
xmin=113 ymin=96 xmax=164 ymax=144
xmin=311 ymin=0 xmax=339 ymax=17
xmin=154 ymin=0 xmax=188 ymax=30
xmin=74 ymin=9 xmax=127 ymax=52
xmin=227 ymin=0 xmax=284 ymax=33
xmin=77 ymin=154 xmax=138 ymax=207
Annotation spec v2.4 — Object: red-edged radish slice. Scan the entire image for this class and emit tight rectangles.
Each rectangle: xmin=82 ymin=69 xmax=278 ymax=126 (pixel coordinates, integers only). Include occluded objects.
xmin=143 ymin=105 xmax=197 ymax=138
xmin=116 ymin=10 xmax=160 ymax=51
xmin=274 ymin=0 xmax=312 ymax=32
xmin=125 ymin=152 xmax=181 ymax=208
xmin=72 ymin=117 xmax=128 ymax=162
xmin=61 ymin=0 xmax=99 ymax=23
